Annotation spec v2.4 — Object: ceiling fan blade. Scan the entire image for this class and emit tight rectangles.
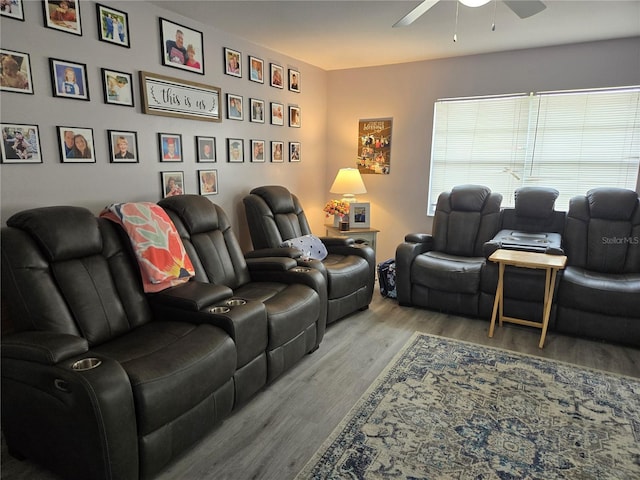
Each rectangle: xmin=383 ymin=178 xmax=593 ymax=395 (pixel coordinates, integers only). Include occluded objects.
xmin=503 ymin=0 xmax=546 ymax=19
xmin=393 ymin=0 xmax=440 ymax=28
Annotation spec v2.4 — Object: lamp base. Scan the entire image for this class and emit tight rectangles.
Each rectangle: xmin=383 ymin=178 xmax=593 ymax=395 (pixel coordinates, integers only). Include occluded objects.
xmin=341 ymin=194 xmax=357 ymax=203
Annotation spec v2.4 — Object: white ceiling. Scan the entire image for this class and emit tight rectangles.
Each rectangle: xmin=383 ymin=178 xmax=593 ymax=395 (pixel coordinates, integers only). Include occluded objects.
xmin=152 ymin=0 xmax=640 ymax=70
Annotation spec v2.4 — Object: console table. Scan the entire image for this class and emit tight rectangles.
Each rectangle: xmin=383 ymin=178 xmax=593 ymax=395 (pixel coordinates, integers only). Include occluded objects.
xmin=488 ymin=249 xmax=567 ymax=349
xmin=324 ymin=225 xmax=379 ymax=257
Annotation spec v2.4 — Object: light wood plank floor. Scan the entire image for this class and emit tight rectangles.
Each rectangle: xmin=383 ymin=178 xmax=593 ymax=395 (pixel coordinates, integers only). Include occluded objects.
xmin=2 ymin=291 xmax=639 ymax=480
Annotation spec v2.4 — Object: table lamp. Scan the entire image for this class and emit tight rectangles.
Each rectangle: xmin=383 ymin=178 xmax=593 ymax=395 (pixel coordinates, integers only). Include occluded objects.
xmin=330 ymin=168 xmax=367 ymax=203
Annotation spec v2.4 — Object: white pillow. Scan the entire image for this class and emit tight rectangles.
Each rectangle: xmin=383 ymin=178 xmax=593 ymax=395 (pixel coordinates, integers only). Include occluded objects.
xmin=281 ymin=234 xmax=328 ymax=260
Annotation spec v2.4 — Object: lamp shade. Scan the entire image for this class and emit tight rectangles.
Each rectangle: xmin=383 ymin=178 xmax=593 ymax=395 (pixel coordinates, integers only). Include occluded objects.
xmin=459 ymin=0 xmax=491 ymax=7
xmin=330 ymin=168 xmax=367 ymax=201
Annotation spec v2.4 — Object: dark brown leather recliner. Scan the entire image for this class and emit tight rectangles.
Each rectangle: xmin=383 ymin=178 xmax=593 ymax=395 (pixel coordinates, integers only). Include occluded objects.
xmin=242 ymin=185 xmax=375 ymax=324
xmin=556 ymin=187 xmax=640 ymax=346
xmin=1 ymin=206 xmax=237 ymax=480
xmin=395 ymin=184 xmax=502 ymax=316
xmin=158 ymin=194 xmax=327 ymax=382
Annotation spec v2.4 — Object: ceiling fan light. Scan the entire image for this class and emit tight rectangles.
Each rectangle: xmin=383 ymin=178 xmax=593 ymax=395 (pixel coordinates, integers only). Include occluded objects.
xmin=459 ymin=0 xmax=492 ymax=7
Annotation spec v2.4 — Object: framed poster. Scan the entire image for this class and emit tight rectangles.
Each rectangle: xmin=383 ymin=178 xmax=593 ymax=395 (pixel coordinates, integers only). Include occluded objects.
xmin=289 ymin=105 xmax=301 ymax=128
xmin=96 ymin=3 xmax=129 ymax=47
xmin=102 ymin=68 xmax=134 ymax=106
xmin=0 ymin=49 xmax=33 ymax=94
xmin=251 ymin=139 xmax=265 ymax=163
xmin=160 ymin=17 xmax=204 ymax=74
xmin=271 ymin=141 xmax=284 ymax=163
xmin=1 ymin=0 xmax=24 ymax=20
xmin=289 ymin=68 xmax=300 ymax=92
xmin=161 ymin=171 xmax=184 ymax=198
xmin=271 ymin=102 xmax=284 ymax=126
xmin=289 ymin=142 xmax=300 ymax=162
xmin=50 ymin=58 xmax=89 ymax=100
xmin=1 ymin=123 xmax=41 ymax=163
xmin=57 ymin=126 xmax=95 ymax=163
xmin=158 ymin=133 xmax=182 ymax=162
xmin=227 ymin=138 xmax=243 ymax=163
xmin=196 ymin=136 xmax=216 ymax=162
xmin=43 ymin=0 xmax=81 ymax=35
xmin=224 ymin=47 xmax=241 ymax=78
xmin=250 ymin=98 xmax=265 ymax=123
xmin=108 ymin=130 xmax=138 ymax=163
xmin=357 ymin=118 xmax=392 ymax=175
xmin=227 ymin=93 xmax=243 ymax=121
xmin=270 ymin=63 xmax=284 ymax=88
xmin=198 ymin=169 xmax=218 ymax=195
xmin=248 ymin=55 xmax=264 ymax=83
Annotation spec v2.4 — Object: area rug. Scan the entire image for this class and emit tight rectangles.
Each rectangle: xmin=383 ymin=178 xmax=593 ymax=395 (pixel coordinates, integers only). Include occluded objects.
xmin=296 ymin=333 xmax=640 ymax=479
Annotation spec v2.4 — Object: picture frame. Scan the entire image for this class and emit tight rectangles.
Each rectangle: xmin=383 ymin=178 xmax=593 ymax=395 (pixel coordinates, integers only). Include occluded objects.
xmin=227 ymin=93 xmax=244 ymax=121
xmin=224 ymin=47 xmax=242 ymax=78
xmin=1 ymin=123 xmax=42 ymax=163
xmin=96 ymin=3 xmax=130 ymax=48
xmin=289 ymin=105 xmax=301 ymax=128
xmin=289 ymin=68 xmax=300 ymax=92
xmin=270 ymin=63 xmax=284 ymax=88
xmin=1 ymin=0 xmax=24 ymax=20
xmin=251 ymin=139 xmax=265 ymax=163
xmin=108 ymin=130 xmax=138 ymax=163
xmin=158 ymin=133 xmax=182 ymax=162
xmin=50 ymin=58 xmax=89 ymax=100
xmin=198 ymin=169 xmax=218 ymax=195
xmin=101 ymin=68 xmax=134 ymax=107
xmin=271 ymin=141 xmax=284 ymax=163
xmin=250 ymin=98 xmax=265 ymax=123
xmin=248 ymin=55 xmax=264 ymax=83
xmin=0 ymin=49 xmax=33 ymax=94
xmin=160 ymin=17 xmax=204 ymax=75
xmin=349 ymin=202 xmax=371 ymax=228
xmin=196 ymin=136 xmax=216 ymax=162
xmin=161 ymin=171 xmax=184 ymax=198
xmin=43 ymin=0 xmax=81 ymax=35
xmin=227 ymin=138 xmax=244 ymax=163
xmin=57 ymin=126 xmax=95 ymax=163
xmin=289 ymin=142 xmax=301 ymax=162
xmin=271 ymin=102 xmax=284 ymax=126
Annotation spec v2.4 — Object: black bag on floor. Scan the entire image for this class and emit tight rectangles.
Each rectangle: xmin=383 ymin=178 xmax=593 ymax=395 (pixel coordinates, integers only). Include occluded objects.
xmin=378 ymin=259 xmax=397 ymax=299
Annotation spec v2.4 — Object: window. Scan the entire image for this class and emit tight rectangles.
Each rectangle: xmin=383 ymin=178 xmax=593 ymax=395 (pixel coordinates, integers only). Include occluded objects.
xmin=428 ymin=87 xmax=640 ymax=214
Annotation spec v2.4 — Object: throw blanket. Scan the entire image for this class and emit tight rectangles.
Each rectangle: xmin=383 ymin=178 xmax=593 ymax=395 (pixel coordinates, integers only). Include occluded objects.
xmin=100 ymin=202 xmax=194 ymax=292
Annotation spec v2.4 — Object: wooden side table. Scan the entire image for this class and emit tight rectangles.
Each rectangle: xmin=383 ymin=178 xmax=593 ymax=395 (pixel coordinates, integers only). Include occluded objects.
xmin=324 ymin=225 xmax=379 ymax=257
xmin=488 ymin=249 xmax=567 ymax=348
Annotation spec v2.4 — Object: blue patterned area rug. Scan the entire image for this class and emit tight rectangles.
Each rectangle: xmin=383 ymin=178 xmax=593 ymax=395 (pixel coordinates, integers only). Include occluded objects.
xmin=296 ymin=333 xmax=640 ymax=479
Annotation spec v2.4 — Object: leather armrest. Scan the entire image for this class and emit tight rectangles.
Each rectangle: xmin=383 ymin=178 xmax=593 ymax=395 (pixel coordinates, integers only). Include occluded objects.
xmin=395 ymin=238 xmax=434 ymax=305
xmin=246 ymin=256 xmax=298 ymax=272
xmin=404 ymin=233 xmax=433 ymax=245
xmin=245 ymin=247 xmax=302 ymax=259
xmin=149 ymin=281 xmax=234 ymax=311
xmin=320 ymin=236 xmax=354 ymax=247
xmin=1 ymin=331 xmax=89 ymax=365
xmin=483 ymin=240 xmax=500 ymax=258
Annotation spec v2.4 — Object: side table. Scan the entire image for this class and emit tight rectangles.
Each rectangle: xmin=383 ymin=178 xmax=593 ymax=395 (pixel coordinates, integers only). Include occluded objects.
xmin=324 ymin=225 xmax=379 ymax=257
xmin=488 ymin=248 xmax=567 ymax=348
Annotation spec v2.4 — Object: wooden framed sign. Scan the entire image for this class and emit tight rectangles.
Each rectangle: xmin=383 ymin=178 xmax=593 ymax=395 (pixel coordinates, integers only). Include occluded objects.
xmin=139 ymin=71 xmax=221 ymax=122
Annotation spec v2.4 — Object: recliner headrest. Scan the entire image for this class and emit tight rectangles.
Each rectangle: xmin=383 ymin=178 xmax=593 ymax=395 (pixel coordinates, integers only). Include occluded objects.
xmin=250 ymin=186 xmax=295 ymax=214
xmin=449 ymin=185 xmax=492 ymax=212
xmin=587 ymin=187 xmax=639 ymax=221
xmin=514 ymin=187 xmax=559 ymax=219
xmin=7 ymin=206 xmax=101 ymax=261
xmin=159 ymin=195 xmax=220 ymax=234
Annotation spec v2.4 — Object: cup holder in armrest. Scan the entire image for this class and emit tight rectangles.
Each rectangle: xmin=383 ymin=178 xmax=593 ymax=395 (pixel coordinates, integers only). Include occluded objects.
xmin=291 ymin=266 xmax=311 ymax=273
xmin=226 ymin=298 xmax=247 ymax=306
xmin=209 ymin=306 xmax=231 ymax=314
xmin=72 ymin=357 xmax=102 ymax=371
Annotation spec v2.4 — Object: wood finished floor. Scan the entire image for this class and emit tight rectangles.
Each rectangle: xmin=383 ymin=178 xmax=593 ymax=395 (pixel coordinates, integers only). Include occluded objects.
xmin=2 ymin=290 xmax=639 ymax=480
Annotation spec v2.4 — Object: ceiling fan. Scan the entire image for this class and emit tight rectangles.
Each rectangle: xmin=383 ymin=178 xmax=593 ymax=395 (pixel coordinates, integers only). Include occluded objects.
xmin=393 ymin=0 xmax=547 ymax=28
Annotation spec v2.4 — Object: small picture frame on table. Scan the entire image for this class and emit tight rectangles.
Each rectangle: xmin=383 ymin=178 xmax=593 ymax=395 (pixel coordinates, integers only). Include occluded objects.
xmin=158 ymin=133 xmax=182 ymax=162
xmin=57 ymin=126 xmax=95 ymax=163
xmin=251 ymin=139 xmax=265 ymax=163
xmin=289 ymin=68 xmax=300 ymax=92
xmin=96 ymin=3 xmax=130 ymax=47
xmin=161 ymin=171 xmax=184 ymax=198
xmin=349 ymin=202 xmax=371 ymax=228
xmin=248 ymin=55 xmax=264 ymax=83
xmin=196 ymin=136 xmax=216 ymax=162
xmin=43 ymin=0 xmax=81 ymax=35
xmin=271 ymin=141 xmax=284 ymax=163
xmin=271 ymin=102 xmax=284 ymax=126
xmin=1 ymin=0 xmax=24 ymax=20
xmin=227 ymin=93 xmax=243 ymax=121
xmin=198 ymin=169 xmax=218 ymax=195
xmin=227 ymin=138 xmax=244 ymax=163
xmin=270 ymin=63 xmax=284 ymax=88
xmin=160 ymin=17 xmax=204 ymax=74
xmin=101 ymin=68 xmax=134 ymax=107
xmin=250 ymin=98 xmax=265 ymax=123
xmin=50 ymin=58 xmax=89 ymax=100
xmin=289 ymin=142 xmax=301 ymax=162
xmin=224 ymin=47 xmax=242 ymax=77
xmin=0 ymin=49 xmax=33 ymax=94
xmin=108 ymin=130 xmax=138 ymax=163
xmin=1 ymin=123 xmax=42 ymax=163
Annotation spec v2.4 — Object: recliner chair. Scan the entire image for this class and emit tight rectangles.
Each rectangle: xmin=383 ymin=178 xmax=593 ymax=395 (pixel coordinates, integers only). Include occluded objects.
xmin=396 ymin=184 xmax=502 ymax=316
xmin=158 ymin=194 xmax=327 ymax=382
xmin=242 ymin=185 xmax=375 ymax=324
xmin=556 ymin=187 xmax=640 ymax=346
xmin=1 ymin=206 xmax=236 ymax=480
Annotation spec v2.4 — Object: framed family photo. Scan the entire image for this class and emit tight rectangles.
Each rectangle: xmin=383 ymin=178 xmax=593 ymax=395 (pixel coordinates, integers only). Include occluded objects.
xmin=198 ymin=169 xmax=218 ymax=195
xmin=271 ymin=141 xmax=284 ymax=163
xmin=251 ymin=139 xmax=265 ymax=163
xmin=248 ymin=55 xmax=263 ymax=83
xmin=224 ymin=47 xmax=242 ymax=78
xmin=43 ymin=0 xmax=81 ymax=35
xmin=160 ymin=17 xmax=204 ymax=74
xmin=161 ymin=171 xmax=184 ymax=198
xmin=289 ymin=142 xmax=301 ymax=162
xmin=349 ymin=202 xmax=371 ymax=228
xmin=158 ymin=133 xmax=182 ymax=162
xmin=250 ymin=98 xmax=265 ymax=123
xmin=50 ymin=58 xmax=89 ymax=100
xmin=96 ymin=3 xmax=130 ymax=48
xmin=197 ymin=136 xmax=216 ymax=162
xmin=289 ymin=105 xmax=301 ymax=128
xmin=102 ymin=68 xmax=133 ymax=106
xmin=1 ymin=123 xmax=41 ymax=163
xmin=227 ymin=93 xmax=243 ymax=121
xmin=57 ymin=126 xmax=95 ymax=163
xmin=1 ymin=0 xmax=24 ymax=21
xmin=270 ymin=63 xmax=284 ymax=88
xmin=289 ymin=69 xmax=300 ymax=92
xmin=227 ymin=138 xmax=244 ymax=163
xmin=0 ymin=49 xmax=33 ymax=94
xmin=271 ymin=102 xmax=284 ymax=126
xmin=108 ymin=130 xmax=138 ymax=163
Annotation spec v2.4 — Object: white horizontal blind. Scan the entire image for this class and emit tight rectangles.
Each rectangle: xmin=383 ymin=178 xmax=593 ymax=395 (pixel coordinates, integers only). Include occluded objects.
xmin=428 ymin=87 xmax=640 ymax=215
